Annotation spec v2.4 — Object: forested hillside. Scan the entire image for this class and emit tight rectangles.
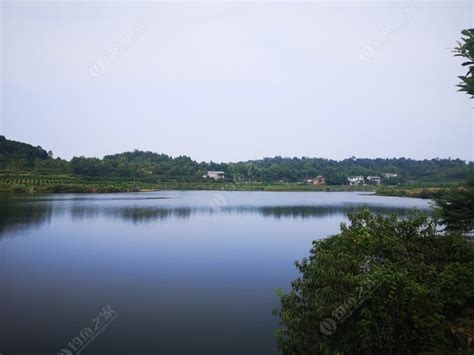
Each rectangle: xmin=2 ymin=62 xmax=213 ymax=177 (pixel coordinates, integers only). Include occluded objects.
xmin=0 ymin=136 xmax=49 ymax=169
xmin=0 ymin=136 xmax=472 ymax=185
xmin=221 ymin=156 xmax=471 ymax=185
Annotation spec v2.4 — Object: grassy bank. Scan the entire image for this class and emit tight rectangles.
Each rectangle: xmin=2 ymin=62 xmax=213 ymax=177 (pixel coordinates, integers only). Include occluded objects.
xmin=0 ymin=174 xmax=380 ymax=193
xmin=375 ymin=186 xmax=454 ymax=199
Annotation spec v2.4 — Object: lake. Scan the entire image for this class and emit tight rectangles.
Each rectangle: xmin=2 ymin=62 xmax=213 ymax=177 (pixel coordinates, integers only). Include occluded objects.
xmin=0 ymin=191 xmax=430 ymax=355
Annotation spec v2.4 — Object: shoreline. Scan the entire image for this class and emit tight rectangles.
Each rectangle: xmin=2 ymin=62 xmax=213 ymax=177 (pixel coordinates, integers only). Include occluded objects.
xmin=0 ymin=184 xmax=377 ymax=194
xmin=0 ymin=174 xmax=455 ymax=197
xmin=0 ymin=184 xmax=447 ymax=199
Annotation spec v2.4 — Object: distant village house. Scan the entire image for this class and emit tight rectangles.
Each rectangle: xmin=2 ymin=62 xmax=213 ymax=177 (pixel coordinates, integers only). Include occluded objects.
xmin=383 ymin=173 xmax=398 ymax=178
xmin=347 ymin=176 xmax=364 ymax=185
xmin=366 ymin=176 xmax=381 ymax=184
xmin=313 ymin=175 xmax=325 ymax=185
xmin=204 ymin=171 xmax=225 ymax=180
xmin=304 ymin=176 xmax=326 ymax=185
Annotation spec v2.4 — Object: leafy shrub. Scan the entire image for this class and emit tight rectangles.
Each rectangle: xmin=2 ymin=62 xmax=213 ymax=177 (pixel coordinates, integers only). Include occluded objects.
xmin=435 ymin=178 xmax=474 ymax=234
xmin=275 ymin=209 xmax=474 ymax=354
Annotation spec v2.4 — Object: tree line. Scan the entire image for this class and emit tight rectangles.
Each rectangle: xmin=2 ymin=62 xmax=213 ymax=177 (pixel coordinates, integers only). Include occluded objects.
xmin=0 ymin=135 xmax=472 ymax=184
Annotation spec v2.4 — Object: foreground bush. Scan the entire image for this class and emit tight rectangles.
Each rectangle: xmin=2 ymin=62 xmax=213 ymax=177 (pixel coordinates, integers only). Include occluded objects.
xmin=275 ymin=209 xmax=474 ymax=354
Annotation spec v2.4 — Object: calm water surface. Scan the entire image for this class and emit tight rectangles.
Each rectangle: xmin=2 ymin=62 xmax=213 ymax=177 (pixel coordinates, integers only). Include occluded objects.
xmin=0 ymin=191 xmax=430 ymax=355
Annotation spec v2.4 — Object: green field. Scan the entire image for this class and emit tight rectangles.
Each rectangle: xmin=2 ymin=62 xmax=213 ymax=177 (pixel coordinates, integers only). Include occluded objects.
xmin=0 ymin=174 xmax=157 ymax=193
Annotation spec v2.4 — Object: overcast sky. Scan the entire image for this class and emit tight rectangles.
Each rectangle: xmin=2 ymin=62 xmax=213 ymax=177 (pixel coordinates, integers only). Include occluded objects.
xmin=1 ymin=1 xmax=473 ymax=162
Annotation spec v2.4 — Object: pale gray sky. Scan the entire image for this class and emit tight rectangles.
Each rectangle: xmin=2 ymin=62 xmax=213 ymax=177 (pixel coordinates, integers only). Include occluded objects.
xmin=1 ymin=1 xmax=473 ymax=162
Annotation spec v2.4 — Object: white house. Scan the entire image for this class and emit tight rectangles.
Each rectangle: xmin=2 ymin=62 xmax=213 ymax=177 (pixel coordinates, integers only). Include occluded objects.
xmin=204 ymin=171 xmax=225 ymax=180
xmin=347 ymin=176 xmax=364 ymax=185
xmin=366 ymin=176 xmax=381 ymax=184
xmin=383 ymin=173 xmax=398 ymax=178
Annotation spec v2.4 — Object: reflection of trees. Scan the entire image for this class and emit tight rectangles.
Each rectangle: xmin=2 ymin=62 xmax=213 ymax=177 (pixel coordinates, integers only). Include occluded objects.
xmin=105 ymin=207 xmax=192 ymax=223
xmin=69 ymin=205 xmax=193 ymax=223
xmin=92 ymin=204 xmax=430 ymax=222
xmin=248 ymin=204 xmax=429 ymax=219
xmin=0 ymin=196 xmax=431 ymax=235
xmin=0 ymin=197 xmax=53 ymax=236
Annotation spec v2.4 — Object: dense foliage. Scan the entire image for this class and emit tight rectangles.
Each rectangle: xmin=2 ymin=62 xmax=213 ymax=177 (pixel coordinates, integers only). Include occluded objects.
xmin=429 ymin=29 xmax=474 ymax=235
xmin=222 ymin=157 xmax=471 ymax=184
xmin=435 ymin=177 xmax=474 ymax=234
xmin=275 ymin=209 xmax=474 ymax=354
xmin=454 ymin=29 xmax=474 ymax=98
xmin=0 ymin=135 xmax=49 ymax=169
xmin=0 ymin=136 xmax=472 ymax=185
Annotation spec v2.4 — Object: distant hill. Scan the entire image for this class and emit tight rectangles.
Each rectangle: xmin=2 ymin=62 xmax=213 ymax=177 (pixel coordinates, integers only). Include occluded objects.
xmin=0 ymin=136 xmax=472 ymax=185
xmin=0 ymin=136 xmax=49 ymax=169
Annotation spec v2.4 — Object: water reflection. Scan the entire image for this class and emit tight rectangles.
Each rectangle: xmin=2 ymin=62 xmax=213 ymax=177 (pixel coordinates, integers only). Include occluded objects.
xmin=0 ymin=196 xmax=53 ymax=235
xmin=228 ymin=204 xmax=425 ymax=219
xmin=0 ymin=191 xmax=431 ymax=235
xmin=71 ymin=205 xmax=193 ymax=222
xmin=70 ymin=204 xmax=424 ymax=223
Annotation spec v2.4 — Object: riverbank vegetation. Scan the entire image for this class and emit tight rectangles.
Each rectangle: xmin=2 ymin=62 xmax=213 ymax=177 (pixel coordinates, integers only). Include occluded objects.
xmin=375 ymin=186 xmax=451 ymax=199
xmin=275 ymin=209 xmax=474 ymax=354
xmin=1 ymin=172 xmax=467 ymax=195
xmin=0 ymin=173 xmax=379 ymax=193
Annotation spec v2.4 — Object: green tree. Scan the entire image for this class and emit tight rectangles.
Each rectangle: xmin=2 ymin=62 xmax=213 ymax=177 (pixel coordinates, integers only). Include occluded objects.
xmin=275 ymin=209 xmax=474 ymax=354
xmin=433 ymin=30 xmax=474 ymax=234
xmin=435 ymin=177 xmax=474 ymax=234
xmin=454 ymin=29 xmax=474 ymax=98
